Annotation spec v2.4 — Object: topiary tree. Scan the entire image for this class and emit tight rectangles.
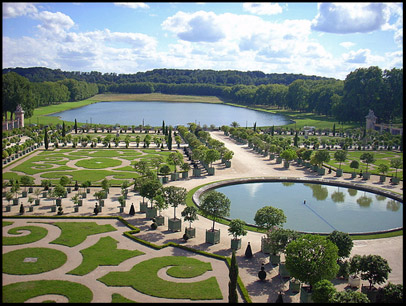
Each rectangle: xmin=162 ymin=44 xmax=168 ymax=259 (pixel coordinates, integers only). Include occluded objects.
xmin=181 ymin=206 xmax=198 ymax=228
xmin=228 ymin=218 xmax=247 ymax=240
xmin=334 ymin=150 xmax=347 ymax=170
xmin=285 ymin=234 xmax=339 ymax=290
xmin=167 ymin=151 xmax=184 ymax=173
xmin=330 ymin=289 xmax=370 ymax=303
xmin=312 ymin=279 xmax=337 ymax=303
xmin=254 ymin=205 xmax=286 ymax=231
xmin=350 ymin=160 xmax=359 ymax=175
xmin=162 ymin=186 xmax=187 ymax=220
xmin=313 ymin=149 xmax=330 ymax=168
xmin=326 ymin=230 xmax=353 ymax=259
xmin=352 ymin=254 xmax=392 ymax=290
xmin=375 ymin=282 xmax=403 ymax=303
xmin=360 ymin=152 xmax=375 ymax=174
xmin=390 ymin=157 xmax=402 ymax=178
xmin=200 ymin=190 xmax=230 ymax=232
xmin=265 ymin=228 xmax=300 ymax=255
xmin=280 ymin=148 xmax=297 ymax=163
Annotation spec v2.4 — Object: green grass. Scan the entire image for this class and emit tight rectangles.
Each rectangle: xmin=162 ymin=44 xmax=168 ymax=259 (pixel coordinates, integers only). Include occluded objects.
xmin=67 ymin=236 xmax=144 ymax=276
xmin=3 ymin=247 xmax=67 ymax=275
xmin=98 ymin=256 xmax=223 ymax=300
xmin=75 ymin=157 xmax=122 ymax=169
xmin=111 ymin=293 xmax=138 ymax=303
xmin=4 ymin=148 xmax=177 ymax=185
xmin=49 ymin=222 xmax=117 ymax=247
xmin=2 ymin=280 xmax=93 ymax=303
xmin=3 ymin=225 xmax=49 ymax=245
xmin=326 ymin=150 xmax=403 ymax=179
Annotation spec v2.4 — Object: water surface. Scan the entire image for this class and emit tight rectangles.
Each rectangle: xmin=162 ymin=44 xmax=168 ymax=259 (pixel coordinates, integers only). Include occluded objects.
xmin=213 ymin=182 xmax=402 ymax=234
xmin=50 ymin=101 xmax=292 ymax=127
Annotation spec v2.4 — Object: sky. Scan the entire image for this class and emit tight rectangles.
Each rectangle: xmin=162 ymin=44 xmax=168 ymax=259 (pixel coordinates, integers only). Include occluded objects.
xmin=2 ymin=2 xmax=403 ymax=80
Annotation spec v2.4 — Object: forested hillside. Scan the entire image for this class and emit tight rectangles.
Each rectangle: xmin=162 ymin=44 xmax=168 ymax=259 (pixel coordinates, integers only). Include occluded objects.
xmin=2 ymin=67 xmax=331 ymax=85
xmin=2 ymin=66 xmax=403 ymax=125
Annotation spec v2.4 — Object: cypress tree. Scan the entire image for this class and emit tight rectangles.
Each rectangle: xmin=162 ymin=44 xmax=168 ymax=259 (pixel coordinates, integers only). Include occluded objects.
xmin=332 ymin=124 xmax=336 ymax=137
xmin=294 ymin=131 xmax=299 ymax=147
xmin=228 ymin=251 xmax=239 ymax=303
xmin=44 ymin=128 xmax=49 ymax=150
xmin=74 ymin=119 xmax=77 ymax=134
xmin=271 ymin=125 xmax=274 ymax=136
xmin=167 ymin=127 xmax=172 ymax=150
xmin=62 ymin=121 xmax=66 ymax=137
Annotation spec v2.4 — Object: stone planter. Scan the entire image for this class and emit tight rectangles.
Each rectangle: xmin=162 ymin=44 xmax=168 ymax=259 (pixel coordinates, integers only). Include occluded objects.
xmin=205 ymin=229 xmax=220 ymax=244
xmin=392 ymin=177 xmax=400 ymax=184
xmin=78 ymin=200 xmax=83 ymax=206
xmin=336 ymin=169 xmax=343 ymax=177
xmin=182 ymin=171 xmax=189 ymax=179
xmin=269 ymin=153 xmax=275 ymax=160
xmin=162 ymin=176 xmax=169 ymax=184
xmin=231 ymin=238 xmax=241 ymax=250
xmin=300 ymin=286 xmax=313 ymax=303
xmin=379 ymin=175 xmax=386 ymax=183
xmin=193 ymin=168 xmax=201 ymax=177
xmin=87 ymin=188 xmax=91 ymax=194
xmin=207 ymin=167 xmax=215 ymax=175
xmin=351 ymin=172 xmax=357 ymax=179
xmin=225 ymin=160 xmax=231 ymax=168
xmin=99 ymin=199 xmax=104 ymax=207
xmin=270 ymin=253 xmax=281 ymax=266
xmin=296 ymin=158 xmax=302 ymax=165
xmin=146 ymin=207 xmax=157 ymax=219
xmin=13 ymin=199 xmax=19 ymax=205
xmin=171 ymin=172 xmax=180 ymax=181
xmin=168 ymin=218 xmax=182 ymax=232
xmin=67 ymin=187 xmax=71 ymax=193
xmin=185 ymin=227 xmax=196 ymax=238
xmin=283 ymin=161 xmax=290 ymax=169
xmin=279 ymin=262 xmax=290 ymax=278
xmin=34 ymin=199 xmax=40 ymax=205
xmin=139 ymin=201 xmax=147 ymax=213
xmin=56 ymin=198 xmax=62 ymax=206
xmin=21 ymin=191 xmax=27 ymax=198
xmin=28 ymin=187 xmax=34 ymax=193
xmin=276 ymin=156 xmax=283 ymax=164
xmin=318 ymin=167 xmax=326 ymax=175
xmin=348 ymin=275 xmax=361 ymax=288
xmin=362 ymin=172 xmax=371 ymax=180
xmin=289 ymin=278 xmax=301 ymax=293
xmin=155 ymin=215 xmax=165 ymax=226
xmin=261 ymin=237 xmax=272 ymax=254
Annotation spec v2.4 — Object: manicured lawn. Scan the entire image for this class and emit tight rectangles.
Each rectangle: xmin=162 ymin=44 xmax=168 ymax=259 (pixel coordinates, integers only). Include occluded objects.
xmin=326 ymin=150 xmax=403 ymax=179
xmin=49 ymin=222 xmax=117 ymax=247
xmin=2 ymin=280 xmax=93 ymax=303
xmin=3 ymin=225 xmax=49 ymax=245
xmin=67 ymin=236 xmax=144 ymax=276
xmin=3 ymin=148 xmax=177 ymax=185
xmin=98 ymin=256 xmax=223 ymax=300
xmin=3 ymin=247 xmax=67 ymax=275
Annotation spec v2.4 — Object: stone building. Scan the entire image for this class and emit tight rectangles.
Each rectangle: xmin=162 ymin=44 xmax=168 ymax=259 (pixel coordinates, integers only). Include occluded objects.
xmin=2 ymin=104 xmax=25 ymax=131
xmin=365 ymin=109 xmax=402 ymax=135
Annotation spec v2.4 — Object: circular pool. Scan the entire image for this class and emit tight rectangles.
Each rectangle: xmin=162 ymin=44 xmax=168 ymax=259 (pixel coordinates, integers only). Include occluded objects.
xmin=193 ymin=178 xmax=403 ymax=234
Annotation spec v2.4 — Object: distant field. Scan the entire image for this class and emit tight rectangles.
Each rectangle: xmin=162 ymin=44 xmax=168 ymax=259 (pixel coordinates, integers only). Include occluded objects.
xmin=93 ymin=93 xmax=224 ymax=103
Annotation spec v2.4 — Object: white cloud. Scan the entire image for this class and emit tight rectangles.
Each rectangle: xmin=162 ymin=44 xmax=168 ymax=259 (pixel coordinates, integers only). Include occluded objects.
xmin=114 ymin=3 xmax=149 ymax=9
xmin=33 ymin=11 xmax=75 ymax=36
xmin=340 ymin=42 xmax=355 ymax=49
xmin=162 ymin=11 xmax=225 ymax=43
xmin=311 ymin=3 xmax=388 ymax=34
xmin=2 ymin=2 xmax=38 ymax=18
xmin=242 ymin=3 xmax=283 ymax=15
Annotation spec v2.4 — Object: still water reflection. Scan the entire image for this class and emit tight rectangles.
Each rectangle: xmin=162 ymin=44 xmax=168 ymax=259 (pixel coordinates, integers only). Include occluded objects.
xmin=213 ymin=182 xmax=402 ymax=234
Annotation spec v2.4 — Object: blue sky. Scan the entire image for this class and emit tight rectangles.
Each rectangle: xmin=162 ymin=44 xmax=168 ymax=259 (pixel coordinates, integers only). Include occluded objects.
xmin=2 ymin=2 xmax=403 ymax=79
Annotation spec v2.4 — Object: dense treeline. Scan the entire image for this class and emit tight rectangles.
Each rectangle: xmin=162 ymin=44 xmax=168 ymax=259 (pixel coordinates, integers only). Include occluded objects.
xmin=2 ymin=66 xmax=402 ymax=125
xmin=2 ymin=72 xmax=98 ymax=119
xmin=2 ymin=67 xmax=331 ymax=86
